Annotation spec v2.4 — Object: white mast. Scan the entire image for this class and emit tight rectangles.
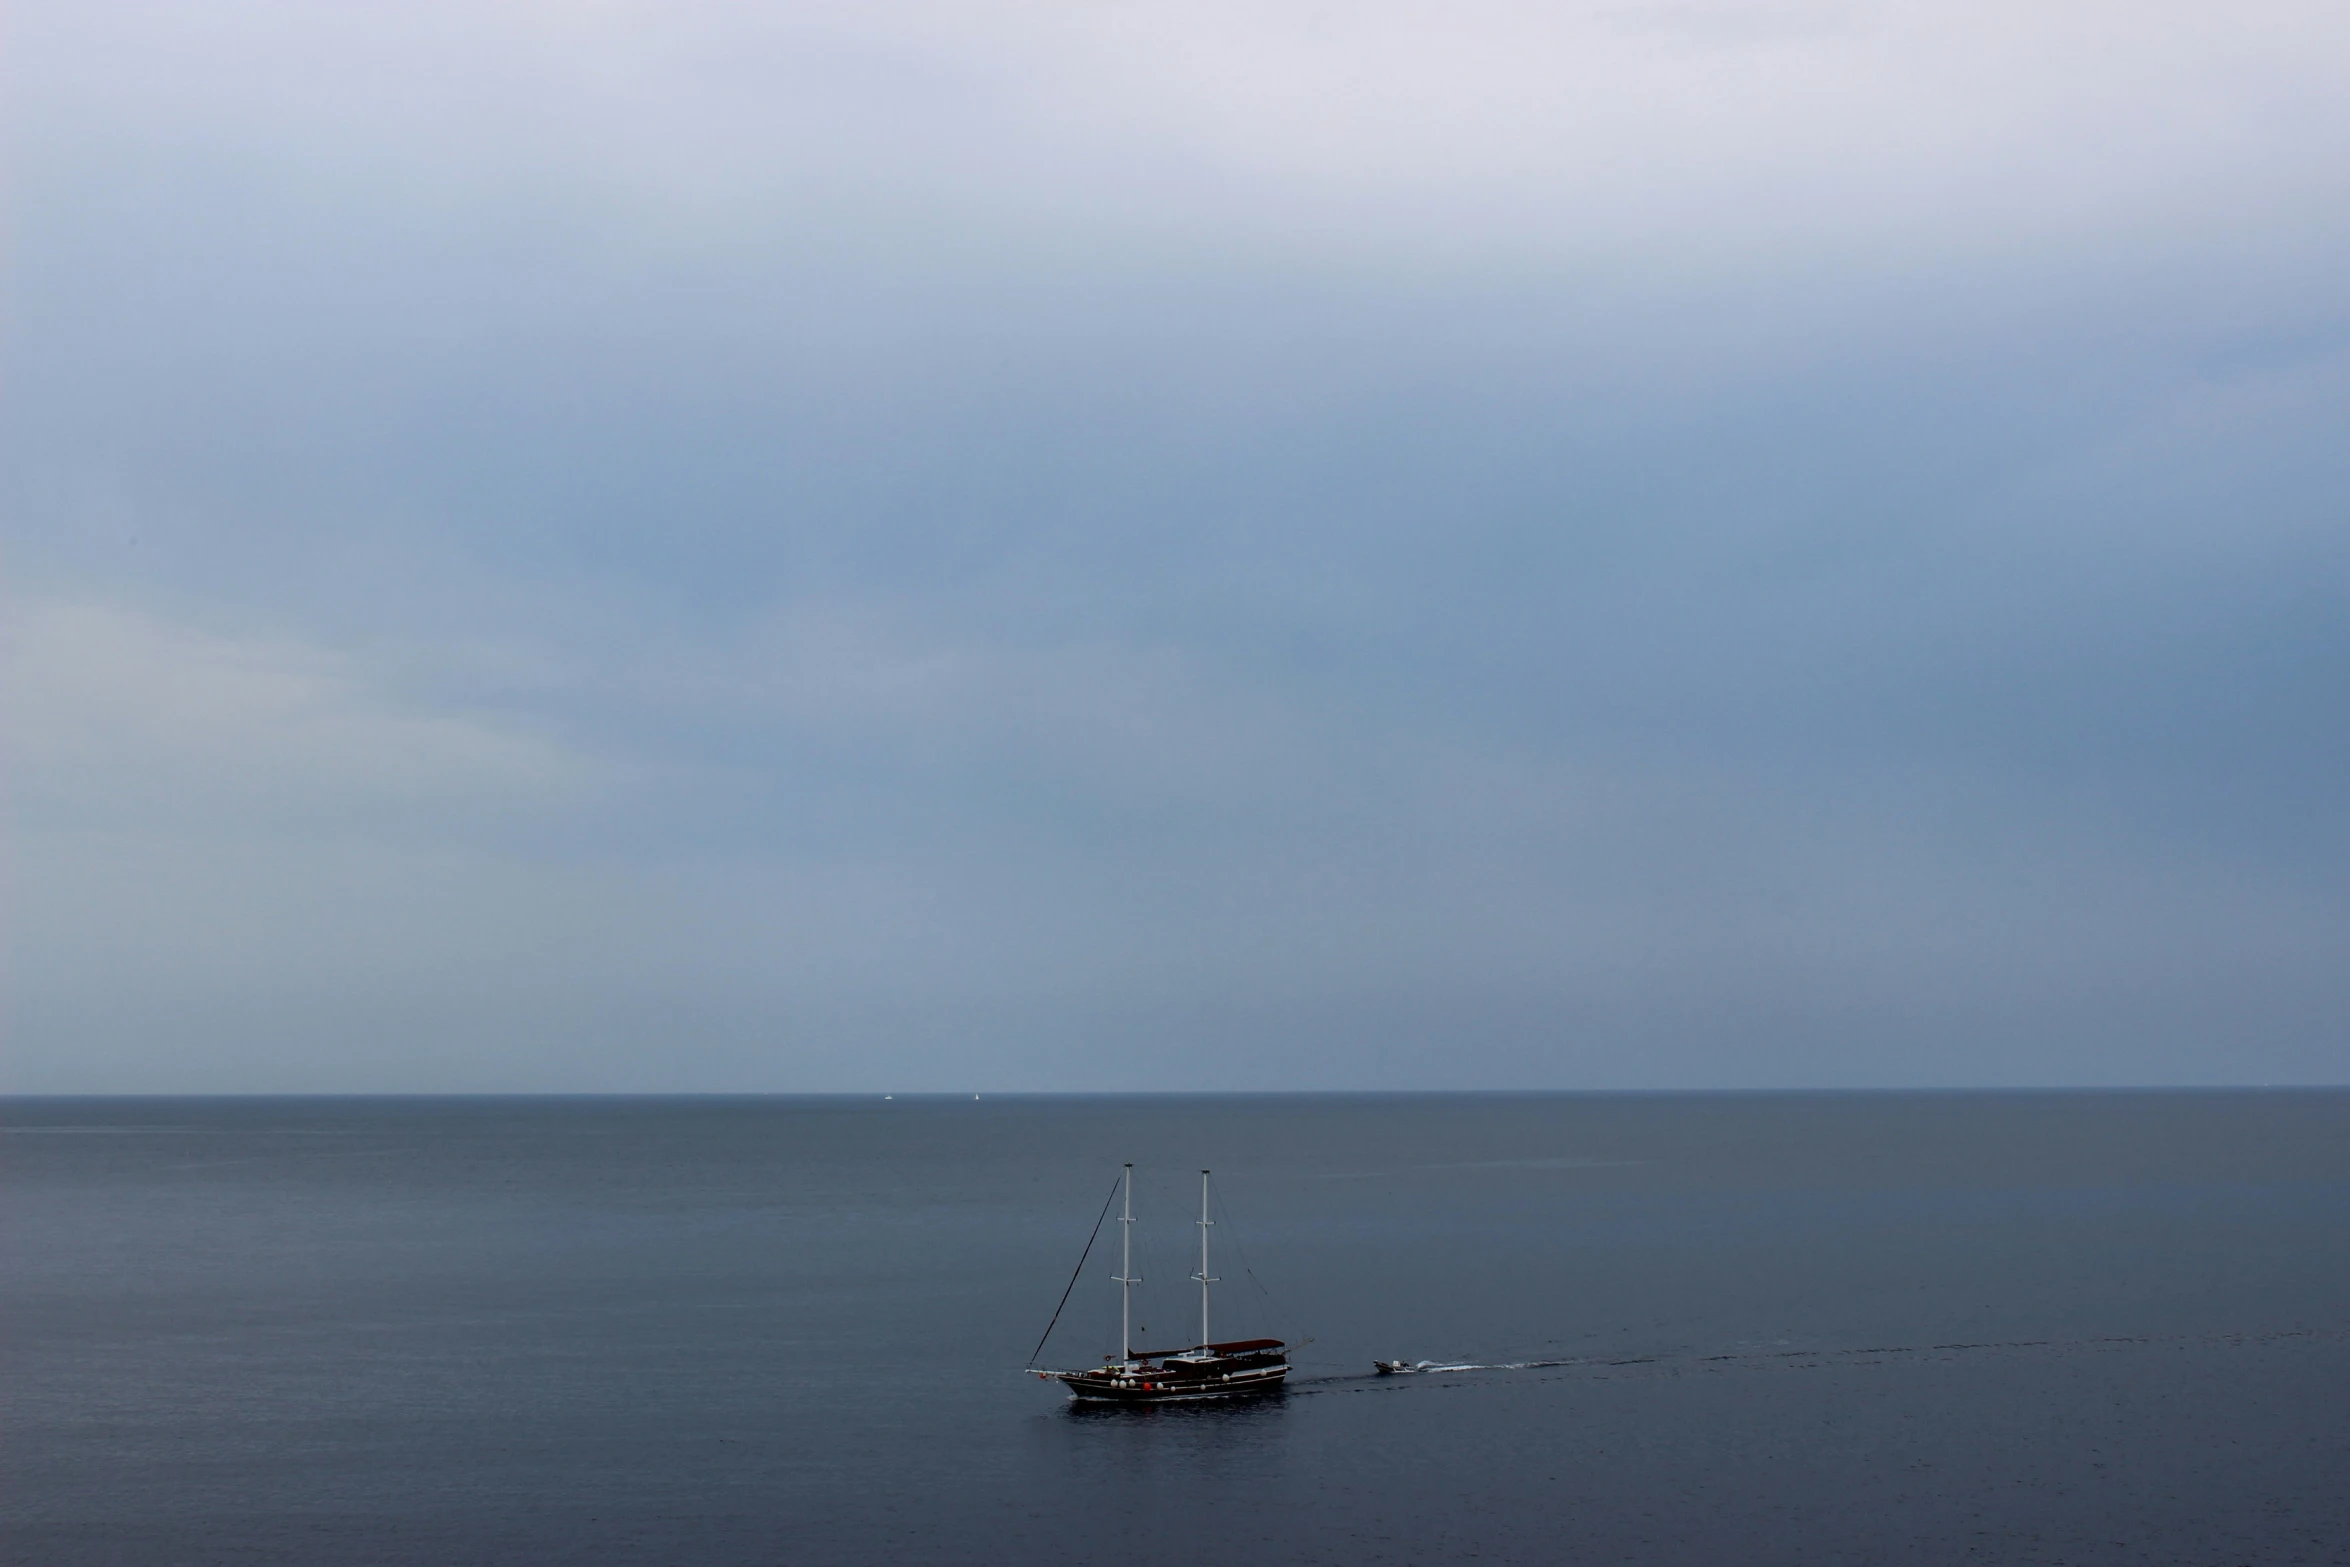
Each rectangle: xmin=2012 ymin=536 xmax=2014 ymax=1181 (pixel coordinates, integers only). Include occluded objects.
xmin=1193 ymin=1168 xmax=1218 ymax=1350
xmin=1113 ymin=1163 xmax=1139 ymax=1363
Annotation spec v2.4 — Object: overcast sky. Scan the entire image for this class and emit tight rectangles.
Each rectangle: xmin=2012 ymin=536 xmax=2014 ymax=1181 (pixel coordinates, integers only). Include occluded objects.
xmin=6 ymin=0 xmax=2346 ymax=1091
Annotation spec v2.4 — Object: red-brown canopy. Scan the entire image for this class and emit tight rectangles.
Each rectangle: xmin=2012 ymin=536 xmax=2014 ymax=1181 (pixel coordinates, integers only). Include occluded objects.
xmin=1125 ymin=1338 xmax=1284 ymax=1359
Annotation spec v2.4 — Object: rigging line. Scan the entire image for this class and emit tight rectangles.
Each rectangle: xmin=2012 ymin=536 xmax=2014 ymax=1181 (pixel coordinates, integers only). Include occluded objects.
xmin=1132 ymin=1182 xmax=1167 ymax=1343
xmin=1212 ymin=1181 xmax=1279 ymax=1309
xmin=1028 ymin=1172 xmax=1124 ymax=1369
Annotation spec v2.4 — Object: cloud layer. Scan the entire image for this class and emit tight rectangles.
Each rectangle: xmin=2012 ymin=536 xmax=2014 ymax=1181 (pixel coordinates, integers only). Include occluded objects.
xmin=6 ymin=0 xmax=2347 ymax=1089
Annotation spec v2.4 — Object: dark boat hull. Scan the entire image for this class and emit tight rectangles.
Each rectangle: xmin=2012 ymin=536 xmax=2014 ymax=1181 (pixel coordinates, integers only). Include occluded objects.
xmin=1042 ymin=1344 xmax=1291 ymax=1402
xmin=1058 ymin=1363 xmax=1288 ymax=1402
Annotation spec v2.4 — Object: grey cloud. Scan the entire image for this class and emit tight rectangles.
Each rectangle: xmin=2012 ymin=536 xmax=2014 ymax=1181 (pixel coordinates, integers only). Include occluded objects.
xmin=4 ymin=0 xmax=2346 ymax=1090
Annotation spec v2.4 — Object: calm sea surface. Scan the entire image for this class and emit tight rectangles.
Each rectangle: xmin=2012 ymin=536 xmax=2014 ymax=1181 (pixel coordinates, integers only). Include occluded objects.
xmin=5 ymin=1092 xmax=2347 ymax=1565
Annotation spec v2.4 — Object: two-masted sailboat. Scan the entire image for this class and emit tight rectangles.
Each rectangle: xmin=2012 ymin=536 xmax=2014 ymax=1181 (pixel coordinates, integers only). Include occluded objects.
xmin=1029 ymin=1165 xmax=1289 ymax=1402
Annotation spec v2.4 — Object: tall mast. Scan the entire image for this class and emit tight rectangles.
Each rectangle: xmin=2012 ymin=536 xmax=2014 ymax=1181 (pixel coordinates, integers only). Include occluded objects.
xmin=1193 ymin=1169 xmax=1218 ymax=1350
xmin=1113 ymin=1164 xmax=1138 ymax=1363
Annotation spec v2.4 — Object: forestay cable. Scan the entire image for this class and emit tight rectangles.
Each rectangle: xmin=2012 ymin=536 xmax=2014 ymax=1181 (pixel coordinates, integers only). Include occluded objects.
xmin=1027 ymin=1173 xmax=1124 ymax=1369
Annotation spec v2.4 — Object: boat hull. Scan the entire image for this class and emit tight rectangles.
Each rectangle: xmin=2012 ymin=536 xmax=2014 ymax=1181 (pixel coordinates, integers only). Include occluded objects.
xmin=1057 ymin=1363 xmax=1288 ymax=1402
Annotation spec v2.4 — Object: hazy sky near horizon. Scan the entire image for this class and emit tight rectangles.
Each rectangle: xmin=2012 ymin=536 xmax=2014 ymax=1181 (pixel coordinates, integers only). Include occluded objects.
xmin=6 ymin=0 xmax=2348 ymax=1091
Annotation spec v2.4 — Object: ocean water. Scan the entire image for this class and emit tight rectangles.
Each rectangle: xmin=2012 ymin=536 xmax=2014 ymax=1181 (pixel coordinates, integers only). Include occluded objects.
xmin=5 ymin=1091 xmax=2347 ymax=1566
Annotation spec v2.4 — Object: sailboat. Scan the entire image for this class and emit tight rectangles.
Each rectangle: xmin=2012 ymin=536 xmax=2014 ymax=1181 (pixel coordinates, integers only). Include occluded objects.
xmin=1028 ymin=1165 xmax=1289 ymax=1402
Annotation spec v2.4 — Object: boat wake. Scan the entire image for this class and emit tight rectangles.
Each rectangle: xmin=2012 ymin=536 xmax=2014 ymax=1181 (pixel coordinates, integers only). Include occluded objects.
xmin=1373 ymin=1358 xmax=1573 ymax=1375
xmin=1339 ymin=1325 xmax=2342 ymax=1391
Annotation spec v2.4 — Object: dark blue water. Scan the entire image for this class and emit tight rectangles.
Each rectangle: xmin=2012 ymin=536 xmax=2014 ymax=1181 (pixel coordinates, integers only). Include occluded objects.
xmin=6 ymin=1092 xmax=2348 ymax=1565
